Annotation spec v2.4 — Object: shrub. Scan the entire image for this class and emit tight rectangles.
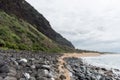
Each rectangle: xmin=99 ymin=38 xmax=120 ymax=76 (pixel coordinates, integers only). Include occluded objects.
xmin=18 ymin=44 xmax=31 ymax=50
xmin=0 ymin=39 xmax=5 ymax=47
xmin=5 ymin=42 xmax=18 ymax=49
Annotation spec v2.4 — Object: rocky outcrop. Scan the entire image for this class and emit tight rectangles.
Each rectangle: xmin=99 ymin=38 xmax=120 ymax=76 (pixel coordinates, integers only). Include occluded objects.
xmin=0 ymin=0 xmax=74 ymax=48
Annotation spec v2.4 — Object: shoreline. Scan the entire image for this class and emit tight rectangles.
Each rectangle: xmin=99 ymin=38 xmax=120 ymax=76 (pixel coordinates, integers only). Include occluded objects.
xmin=63 ymin=52 xmax=101 ymax=57
xmin=0 ymin=49 xmax=119 ymax=80
xmin=62 ymin=53 xmax=120 ymax=80
xmin=0 ymin=50 xmax=62 ymax=80
xmin=58 ymin=52 xmax=101 ymax=80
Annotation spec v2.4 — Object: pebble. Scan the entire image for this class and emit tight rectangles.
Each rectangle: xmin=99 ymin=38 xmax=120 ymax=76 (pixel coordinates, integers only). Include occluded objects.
xmin=50 ymin=78 xmax=55 ymax=80
xmin=41 ymin=65 xmax=51 ymax=71
xmin=60 ymin=74 xmax=66 ymax=80
xmin=7 ymin=68 xmax=17 ymax=77
xmin=30 ymin=77 xmax=36 ymax=80
xmin=0 ymin=63 xmax=9 ymax=73
xmin=23 ymin=73 xmax=30 ymax=79
xmin=11 ymin=58 xmax=18 ymax=66
xmin=19 ymin=78 xmax=26 ymax=80
xmin=31 ymin=65 xmax=36 ymax=69
xmin=19 ymin=58 xmax=28 ymax=63
xmin=4 ymin=76 xmax=17 ymax=80
xmin=0 ymin=77 xmax=3 ymax=80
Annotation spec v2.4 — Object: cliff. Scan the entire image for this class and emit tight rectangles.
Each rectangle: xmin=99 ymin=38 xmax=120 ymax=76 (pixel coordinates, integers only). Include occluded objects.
xmin=0 ymin=0 xmax=74 ymax=49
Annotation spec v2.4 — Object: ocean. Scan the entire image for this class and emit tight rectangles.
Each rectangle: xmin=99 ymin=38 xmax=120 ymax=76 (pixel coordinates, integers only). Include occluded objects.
xmin=82 ymin=54 xmax=120 ymax=75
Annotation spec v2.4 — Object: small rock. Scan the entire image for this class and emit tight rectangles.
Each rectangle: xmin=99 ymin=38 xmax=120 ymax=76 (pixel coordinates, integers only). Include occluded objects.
xmin=30 ymin=77 xmax=36 ymax=80
xmin=41 ymin=65 xmax=50 ymax=71
xmin=98 ymin=70 xmax=104 ymax=74
xmin=0 ymin=77 xmax=3 ymax=80
xmin=0 ymin=62 xmax=9 ymax=73
xmin=101 ymin=68 xmax=107 ymax=71
xmin=19 ymin=78 xmax=26 ymax=80
xmin=37 ymin=69 xmax=49 ymax=77
xmin=37 ymin=77 xmax=48 ymax=80
xmin=96 ymin=75 xmax=102 ymax=80
xmin=44 ymin=70 xmax=49 ymax=75
xmin=80 ymin=66 xmax=86 ymax=72
xmin=19 ymin=58 xmax=28 ymax=63
xmin=31 ymin=65 xmax=36 ymax=69
xmin=4 ymin=76 xmax=17 ymax=80
xmin=11 ymin=58 xmax=18 ymax=66
xmin=7 ymin=68 xmax=17 ymax=77
xmin=46 ymin=73 xmax=53 ymax=78
xmin=50 ymin=78 xmax=55 ymax=80
xmin=0 ymin=73 xmax=7 ymax=78
xmin=29 ymin=58 xmax=35 ymax=61
xmin=23 ymin=73 xmax=30 ymax=80
xmin=60 ymin=75 xmax=66 ymax=80
xmin=7 ymin=72 xmax=16 ymax=77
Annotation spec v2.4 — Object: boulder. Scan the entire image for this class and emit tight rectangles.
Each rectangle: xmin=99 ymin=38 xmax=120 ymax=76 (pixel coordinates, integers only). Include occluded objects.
xmin=0 ymin=63 xmax=9 ymax=73
xmin=7 ymin=68 xmax=17 ymax=77
xmin=38 ymin=69 xmax=49 ymax=77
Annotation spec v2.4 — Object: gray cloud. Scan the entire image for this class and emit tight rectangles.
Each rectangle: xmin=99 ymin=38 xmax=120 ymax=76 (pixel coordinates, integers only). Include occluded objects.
xmin=26 ymin=0 xmax=120 ymax=52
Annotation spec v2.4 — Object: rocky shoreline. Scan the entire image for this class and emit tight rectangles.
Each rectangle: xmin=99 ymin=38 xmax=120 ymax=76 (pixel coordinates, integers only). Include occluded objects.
xmin=0 ymin=50 xmax=63 ymax=80
xmin=64 ymin=57 xmax=120 ymax=80
xmin=0 ymin=50 xmax=120 ymax=80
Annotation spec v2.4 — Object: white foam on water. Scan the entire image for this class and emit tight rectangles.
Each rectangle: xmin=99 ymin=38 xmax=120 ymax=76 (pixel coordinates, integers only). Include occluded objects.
xmin=81 ymin=54 xmax=120 ymax=75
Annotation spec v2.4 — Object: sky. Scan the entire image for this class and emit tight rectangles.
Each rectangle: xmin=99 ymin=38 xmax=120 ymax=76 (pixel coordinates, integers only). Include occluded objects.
xmin=26 ymin=0 xmax=120 ymax=52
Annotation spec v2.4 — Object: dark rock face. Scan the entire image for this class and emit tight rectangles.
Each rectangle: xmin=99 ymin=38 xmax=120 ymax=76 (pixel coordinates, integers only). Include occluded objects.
xmin=0 ymin=0 xmax=74 ymax=48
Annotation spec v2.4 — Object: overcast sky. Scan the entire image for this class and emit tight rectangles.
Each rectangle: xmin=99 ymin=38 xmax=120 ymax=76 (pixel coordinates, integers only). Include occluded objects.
xmin=26 ymin=0 xmax=120 ymax=52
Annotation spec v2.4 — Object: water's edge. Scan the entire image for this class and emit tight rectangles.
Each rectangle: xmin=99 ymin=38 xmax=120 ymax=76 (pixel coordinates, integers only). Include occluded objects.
xmin=65 ymin=57 xmax=120 ymax=80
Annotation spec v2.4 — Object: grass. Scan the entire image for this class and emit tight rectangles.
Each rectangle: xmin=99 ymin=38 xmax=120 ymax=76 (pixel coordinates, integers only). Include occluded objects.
xmin=0 ymin=11 xmax=65 ymax=53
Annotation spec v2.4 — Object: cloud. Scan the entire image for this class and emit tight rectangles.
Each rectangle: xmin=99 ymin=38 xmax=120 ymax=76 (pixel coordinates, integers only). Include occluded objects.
xmin=26 ymin=0 xmax=120 ymax=52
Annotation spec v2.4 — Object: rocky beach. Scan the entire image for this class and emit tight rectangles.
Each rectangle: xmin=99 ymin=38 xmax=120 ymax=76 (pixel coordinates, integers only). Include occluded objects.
xmin=1 ymin=0 xmax=120 ymax=80
xmin=65 ymin=57 xmax=120 ymax=80
xmin=0 ymin=50 xmax=62 ymax=80
xmin=0 ymin=50 xmax=119 ymax=80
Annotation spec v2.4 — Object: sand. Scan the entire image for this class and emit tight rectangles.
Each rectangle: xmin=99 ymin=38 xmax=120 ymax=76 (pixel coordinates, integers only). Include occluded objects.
xmin=58 ymin=52 xmax=101 ymax=80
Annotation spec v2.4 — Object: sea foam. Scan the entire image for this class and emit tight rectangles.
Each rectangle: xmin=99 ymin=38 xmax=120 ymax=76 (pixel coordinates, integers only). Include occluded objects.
xmin=81 ymin=54 xmax=120 ymax=75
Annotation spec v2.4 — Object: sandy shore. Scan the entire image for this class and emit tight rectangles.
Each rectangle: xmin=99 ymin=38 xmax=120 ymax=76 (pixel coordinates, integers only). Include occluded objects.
xmin=62 ymin=52 xmax=101 ymax=58
xmin=58 ymin=52 xmax=101 ymax=80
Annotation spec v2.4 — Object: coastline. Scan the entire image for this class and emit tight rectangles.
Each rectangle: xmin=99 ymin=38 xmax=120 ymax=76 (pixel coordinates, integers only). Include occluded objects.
xmin=61 ymin=53 xmax=120 ymax=80
xmin=58 ymin=52 xmax=101 ymax=80
xmin=0 ymin=49 xmax=119 ymax=80
xmin=62 ymin=52 xmax=101 ymax=58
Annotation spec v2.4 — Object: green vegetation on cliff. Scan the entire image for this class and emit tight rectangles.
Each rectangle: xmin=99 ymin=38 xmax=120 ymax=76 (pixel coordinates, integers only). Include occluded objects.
xmin=0 ymin=0 xmax=74 ymax=48
xmin=0 ymin=11 xmax=65 ymax=52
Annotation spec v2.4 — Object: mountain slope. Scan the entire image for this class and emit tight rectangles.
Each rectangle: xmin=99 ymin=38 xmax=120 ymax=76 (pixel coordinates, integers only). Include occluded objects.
xmin=0 ymin=0 xmax=74 ymax=48
xmin=0 ymin=11 xmax=65 ymax=52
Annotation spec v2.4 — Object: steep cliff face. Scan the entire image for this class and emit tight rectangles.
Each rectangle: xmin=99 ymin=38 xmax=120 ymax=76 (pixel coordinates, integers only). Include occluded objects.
xmin=0 ymin=0 xmax=74 ymax=48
